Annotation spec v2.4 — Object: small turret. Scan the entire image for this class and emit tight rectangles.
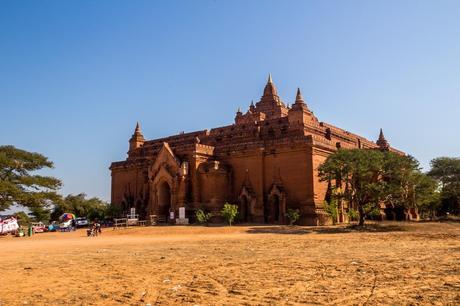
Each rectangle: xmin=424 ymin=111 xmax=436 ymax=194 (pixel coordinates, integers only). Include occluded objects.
xmin=129 ymin=122 xmax=145 ymax=151
xmin=236 ymin=107 xmax=242 ymax=116
xmin=291 ymin=88 xmax=310 ymax=112
xmin=249 ymin=100 xmax=255 ymax=112
xmin=376 ymin=128 xmax=390 ymax=151
xmin=288 ymin=87 xmax=316 ymax=129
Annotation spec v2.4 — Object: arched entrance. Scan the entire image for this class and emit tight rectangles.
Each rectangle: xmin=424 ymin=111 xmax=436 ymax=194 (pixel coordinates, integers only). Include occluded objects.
xmin=264 ymin=195 xmax=281 ymax=224
xmin=265 ymin=184 xmax=286 ymax=224
xmin=239 ymin=195 xmax=249 ymax=223
xmin=272 ymin=195 xmax=280 ymax=223
xmin=158 ymin=181 xmax=171 ymax=217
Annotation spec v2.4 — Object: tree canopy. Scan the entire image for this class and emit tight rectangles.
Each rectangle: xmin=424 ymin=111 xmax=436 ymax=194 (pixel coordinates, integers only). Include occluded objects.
xmin=428 ymin=157 xmax=460 ymax=214
xmin=0 ymin=145 xmax=61 ymax=212
xmin=318 ymin=149 xmax=436 ymax=225
xmin=51 ymin=193 xmax=113 ymax=221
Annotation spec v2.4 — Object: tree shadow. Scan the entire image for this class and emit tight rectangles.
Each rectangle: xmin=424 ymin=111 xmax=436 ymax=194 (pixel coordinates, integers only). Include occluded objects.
xmin=246 ymin=226 xmax=313 ymax=235
xmin=246 ymin=223 xmax=407 ymax=235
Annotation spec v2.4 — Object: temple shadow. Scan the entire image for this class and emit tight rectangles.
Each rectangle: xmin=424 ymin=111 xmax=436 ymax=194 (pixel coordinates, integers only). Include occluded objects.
xmin=246 ymin=223 xmax=407 ymax=235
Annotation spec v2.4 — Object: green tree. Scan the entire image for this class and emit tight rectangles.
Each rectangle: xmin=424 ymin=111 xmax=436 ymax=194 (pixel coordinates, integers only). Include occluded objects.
xmin=318 ymin=149 xmax=383 ymax=226
xmin=318 ymin=149 xmax=422 ymax=226
xmin=221 ymin=203 xmax=238 ymax=226
xmin=380 ymin=153 xmax=420 ymax=208
xmin=0 ymin=145 xmax=61 ymax=212
xmin=14 ymin=211 xmax=31 ymax=226
xmin=323 ymin=199 xmax=338 ymax=225
xmin=428 ymin=157 xmax=460 ymax=215
xmin=30 ymin=205 xmax=51 ymax=222
xmin=104 ymin=204 xmax=121 ymax=219
xmin=51 ymin=193 xmax=109 ymax=221
xmin=412 ymin=172 xmax=441 ymax=217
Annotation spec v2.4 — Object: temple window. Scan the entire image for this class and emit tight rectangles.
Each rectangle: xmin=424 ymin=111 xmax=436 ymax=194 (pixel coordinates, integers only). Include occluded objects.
xmin=325 ymin=128 xmax=331 ymax=140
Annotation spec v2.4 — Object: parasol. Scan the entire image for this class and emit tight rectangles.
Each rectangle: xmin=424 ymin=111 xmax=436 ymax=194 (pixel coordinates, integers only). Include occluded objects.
xmin=59 ymin=213 xmax=76 ymax=221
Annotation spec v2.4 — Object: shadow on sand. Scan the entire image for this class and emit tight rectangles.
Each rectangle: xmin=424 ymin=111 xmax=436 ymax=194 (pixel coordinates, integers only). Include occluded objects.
xmin=246 ymin=223 xmax=407 ymax=235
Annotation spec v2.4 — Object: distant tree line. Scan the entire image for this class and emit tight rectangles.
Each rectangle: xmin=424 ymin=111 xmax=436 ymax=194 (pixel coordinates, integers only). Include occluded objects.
xmin=0 ymin=145 xmax=118 ymax=224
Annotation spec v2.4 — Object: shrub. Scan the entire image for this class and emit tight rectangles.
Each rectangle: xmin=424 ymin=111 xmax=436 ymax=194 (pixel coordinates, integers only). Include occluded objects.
xmin=221 ymin=203 xmax=238 ymax=226
xmin=195 ymin=209 xmax=212 ymax=225
xmin=323 ymin=200 xmax=338 ymax=225
xmin=285 ymin=208 xmax=300 ymax=225
xmin=363 ymin=203 xmax=381 ymax=219
xmin=347 ymin=208 xmax=359 ymax=221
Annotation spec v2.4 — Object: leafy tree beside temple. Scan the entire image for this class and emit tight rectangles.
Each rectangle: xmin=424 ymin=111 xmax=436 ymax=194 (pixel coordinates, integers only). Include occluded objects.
xmin=318 ymin=148 xmax=440 ymax=226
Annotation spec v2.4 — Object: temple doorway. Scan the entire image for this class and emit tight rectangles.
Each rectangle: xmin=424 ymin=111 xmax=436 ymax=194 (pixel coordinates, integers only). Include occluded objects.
xmin=272 ymin=195 xmax=280 ymax=223
xmin=239 ymin=195 xmax=249 ymax=222
xmin=158 ymin=181 xmax=171 ymax=217
xmin=264 ymin=195 xmax=281 ymax=224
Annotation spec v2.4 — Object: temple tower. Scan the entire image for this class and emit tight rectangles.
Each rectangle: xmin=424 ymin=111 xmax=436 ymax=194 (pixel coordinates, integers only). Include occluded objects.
xmin=129 ymin=122 xmax=145 ymax=151
xmin=288 ymin=88 xmax=316 ymax=127
xmin=254 ymin=74 xmax=289 ymax=119
xmin=376 ymin=128 xmax=390 ymax=151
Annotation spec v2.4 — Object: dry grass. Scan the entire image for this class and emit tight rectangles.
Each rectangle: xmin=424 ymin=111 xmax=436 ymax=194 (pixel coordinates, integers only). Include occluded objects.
xmin=0 ymin=222 xmax=459 ymax=305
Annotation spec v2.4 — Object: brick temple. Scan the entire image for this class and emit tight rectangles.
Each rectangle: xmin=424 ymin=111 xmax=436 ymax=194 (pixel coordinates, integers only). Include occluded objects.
xmin=110 ymin=75 xmax=402 ymax=225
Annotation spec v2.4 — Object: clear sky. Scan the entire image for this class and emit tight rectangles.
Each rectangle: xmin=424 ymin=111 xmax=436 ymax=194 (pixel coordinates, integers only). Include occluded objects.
xmin=1 ymin=0 xmax=459 ymax=202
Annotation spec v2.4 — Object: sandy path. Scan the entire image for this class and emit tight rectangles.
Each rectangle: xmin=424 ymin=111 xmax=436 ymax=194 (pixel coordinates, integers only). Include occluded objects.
xmin=0 ymin=222 xmax=459 ymax=305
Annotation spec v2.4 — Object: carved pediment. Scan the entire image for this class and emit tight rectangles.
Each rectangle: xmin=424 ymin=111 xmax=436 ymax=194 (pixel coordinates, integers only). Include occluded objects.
xmin=150 ymin=142 xmax=181 ymax=180
xmin=269 ymin=167 xmax=286 ymax=195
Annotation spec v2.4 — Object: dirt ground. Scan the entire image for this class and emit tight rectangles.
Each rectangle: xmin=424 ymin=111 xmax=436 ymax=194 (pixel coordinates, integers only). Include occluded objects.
xmin=0 ymin=222 xmax=459 ymax=306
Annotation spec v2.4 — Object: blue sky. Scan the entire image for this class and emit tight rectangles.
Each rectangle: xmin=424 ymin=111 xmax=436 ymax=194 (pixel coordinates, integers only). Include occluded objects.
xmin=1 ymin=0 xmax=459 ymax=202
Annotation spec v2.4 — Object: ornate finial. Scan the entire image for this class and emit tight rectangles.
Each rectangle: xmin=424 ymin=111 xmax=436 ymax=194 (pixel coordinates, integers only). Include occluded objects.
xmin=376 ymin=128 xmax=390 ymax=151
xmin=134 ymin=121 xmax=142 ymax=134
xmin=249 ymin=100 xmax=255 ymax=112
xmin=237 ymin=107 xmax=242 ymax=113
xmin=295 ymin=88 xmax=305 ymax=104
xmin=268 ymin=73 xmax=273 ymax=84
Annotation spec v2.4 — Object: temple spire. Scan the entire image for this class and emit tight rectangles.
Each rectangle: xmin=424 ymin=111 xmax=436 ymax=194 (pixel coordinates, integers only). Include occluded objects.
xmin=295 ymin=88 xmax=304 ymax=104
xmin=376 ymin=128 xmax=390 ymax=151
xmin=290 ymin=87 xmax=311 ymax=114
xmin=134 ymin=121 xmax=142 ymax=134
xmin=249 ymin=99 xmax=255 ymax=112
xmin=262 ymin=73 xmax=278 ymax=98
xmin=129 ymin=121 xmax=145 ymax=151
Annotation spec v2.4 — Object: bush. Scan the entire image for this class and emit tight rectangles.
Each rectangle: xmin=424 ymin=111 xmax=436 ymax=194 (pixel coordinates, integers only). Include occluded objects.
xmin=347 ymin=208 xmax=359 ymax=221
xmin=221 ymin=203 xmax=238 ymax=226
xmin=323 ymin=200 xmax=338 ymax=225
xmin=285 ymin=208 xmax=300 ymax=225
xmin=363 ymin=203 xmax=381 ymax=219
xmin=195 ymin=209 xmax=212 ymax=225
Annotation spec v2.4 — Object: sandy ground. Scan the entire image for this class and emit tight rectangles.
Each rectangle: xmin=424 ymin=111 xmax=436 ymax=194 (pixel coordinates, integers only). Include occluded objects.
xmin=0 ymin=222 xmax=459 ymax=306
